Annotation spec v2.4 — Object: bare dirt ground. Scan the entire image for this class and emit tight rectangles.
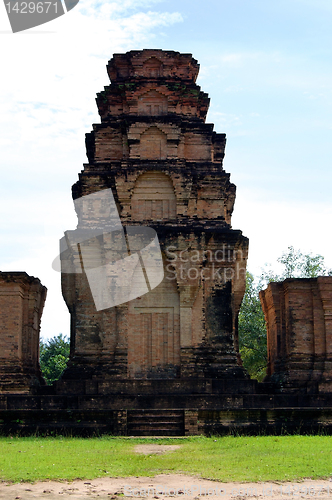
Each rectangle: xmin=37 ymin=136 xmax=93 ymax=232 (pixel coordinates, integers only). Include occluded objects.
xmin=1 ymin=444 xmax=331 ymax=500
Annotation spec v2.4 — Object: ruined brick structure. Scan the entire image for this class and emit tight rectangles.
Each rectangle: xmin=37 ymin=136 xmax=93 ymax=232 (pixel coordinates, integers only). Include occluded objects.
xmin=0 ymin=272 xmax=46 ymax=393
xmin=58 ymin=49 xmax=249 ymax=392
xmin=260 ymin=277 xmax=332 ymax=393
xmin=1 ymin=51 xmax=332 ymax=436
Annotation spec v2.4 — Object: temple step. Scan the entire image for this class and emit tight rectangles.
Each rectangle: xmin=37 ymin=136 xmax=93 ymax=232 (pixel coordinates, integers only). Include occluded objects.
xmin=127 ymin=410 xmax=185 ymax=436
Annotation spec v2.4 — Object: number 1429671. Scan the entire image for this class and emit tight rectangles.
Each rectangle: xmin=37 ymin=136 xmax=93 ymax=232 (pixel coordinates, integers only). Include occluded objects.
xmin=5 ymin=2 xmax=58 ymax=14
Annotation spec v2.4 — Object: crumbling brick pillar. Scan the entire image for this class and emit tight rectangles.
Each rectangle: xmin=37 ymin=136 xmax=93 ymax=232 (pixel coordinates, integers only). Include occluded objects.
xmin=317 ymin=277 xmax=332 ymax=391
xmin=260 ymin=277 xmax=332 ymax=392
xmin=0 ymin=272 xmax=47 ymax=393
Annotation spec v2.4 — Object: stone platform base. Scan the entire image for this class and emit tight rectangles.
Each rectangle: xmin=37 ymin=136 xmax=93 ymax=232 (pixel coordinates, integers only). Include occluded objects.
xmin=1 ymin=382 xmax=332 ymax=435
xmin=54 ymin=377 xmax=257 ymax=396
xmin=1 ymin=407 xmax=332 ymax=436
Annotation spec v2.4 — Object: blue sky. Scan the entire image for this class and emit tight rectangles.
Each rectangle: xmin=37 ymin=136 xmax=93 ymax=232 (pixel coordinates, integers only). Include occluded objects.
xmin=1 ymin=0 xmax=331 ymax=339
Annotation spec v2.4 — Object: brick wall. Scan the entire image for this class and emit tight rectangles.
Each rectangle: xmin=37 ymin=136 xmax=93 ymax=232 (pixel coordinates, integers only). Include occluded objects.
xmin=260 ymin=277 xmax=332 ymax=392
xmin=0 ymin=272 xmax=47 ymax=393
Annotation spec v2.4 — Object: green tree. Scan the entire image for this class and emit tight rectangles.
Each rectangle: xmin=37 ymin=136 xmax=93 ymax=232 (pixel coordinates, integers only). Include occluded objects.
xmin=260 ymin=246 xmax=332 ymax=284
xmin=238 ymin=272 xmax=267 ymax=381
xmin=239 ymin=247 xmax=332 ymax=381
xmin=39 ymin=334 xmax=70 ymax=384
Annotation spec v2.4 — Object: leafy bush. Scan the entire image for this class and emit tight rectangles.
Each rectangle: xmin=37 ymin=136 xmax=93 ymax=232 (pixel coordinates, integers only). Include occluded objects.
xmin=39 ymin=334 xmax=70 ymax=384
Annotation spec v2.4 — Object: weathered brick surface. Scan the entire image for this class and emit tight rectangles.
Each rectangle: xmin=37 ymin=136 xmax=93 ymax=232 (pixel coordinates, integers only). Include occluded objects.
xmin=59 ymin=49 xmax=249 ymax=390
xmin=0 ymin=272 xmax=47 ymax=393
xmin=260 ymin=277 xmax=332 ymax=392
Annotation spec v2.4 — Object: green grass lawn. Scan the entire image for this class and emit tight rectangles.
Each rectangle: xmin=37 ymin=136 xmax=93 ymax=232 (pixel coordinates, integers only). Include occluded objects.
xmin=0 ymin=435 xmax=331 ymax=483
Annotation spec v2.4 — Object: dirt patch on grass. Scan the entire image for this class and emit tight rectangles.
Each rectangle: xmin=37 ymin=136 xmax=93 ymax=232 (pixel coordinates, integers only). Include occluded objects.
xmin=1 ymin=475 xmax=331 ymax=500
xmin=134 ymin=444 xmax=182 ymax=455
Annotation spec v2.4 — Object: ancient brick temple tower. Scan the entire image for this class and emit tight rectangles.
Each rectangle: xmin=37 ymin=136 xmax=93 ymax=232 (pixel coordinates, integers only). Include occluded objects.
xmin=1 ymin=50 xmax=332 ymax=436
xmin=58 ymin=49 xmax=249 ymax=393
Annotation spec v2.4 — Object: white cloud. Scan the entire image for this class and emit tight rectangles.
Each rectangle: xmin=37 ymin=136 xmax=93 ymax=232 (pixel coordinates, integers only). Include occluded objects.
xmin=0 ymin=2 xmax=183 ymax=158
xmin=209 ymin=111 xmax=243 ymax=128
xmin=232 ymin=192 xmax=332 ymax=277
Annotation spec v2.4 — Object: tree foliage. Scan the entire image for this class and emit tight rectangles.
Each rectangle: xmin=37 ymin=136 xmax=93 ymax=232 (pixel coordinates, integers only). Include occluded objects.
xmin=238 ymin=272 xmax=267 ymax=381
xmin=260 ymin=246 xmax=332 ymax=284
xmin=39 ymin=334 xmax=70 ymax=385
xmin=239 ymin=247 xmax=331 ymax=381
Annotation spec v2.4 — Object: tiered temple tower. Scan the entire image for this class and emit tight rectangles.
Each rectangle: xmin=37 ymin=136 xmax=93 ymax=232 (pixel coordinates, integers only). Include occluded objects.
xmin=58 ymin=50 xmax=249 ymax=393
